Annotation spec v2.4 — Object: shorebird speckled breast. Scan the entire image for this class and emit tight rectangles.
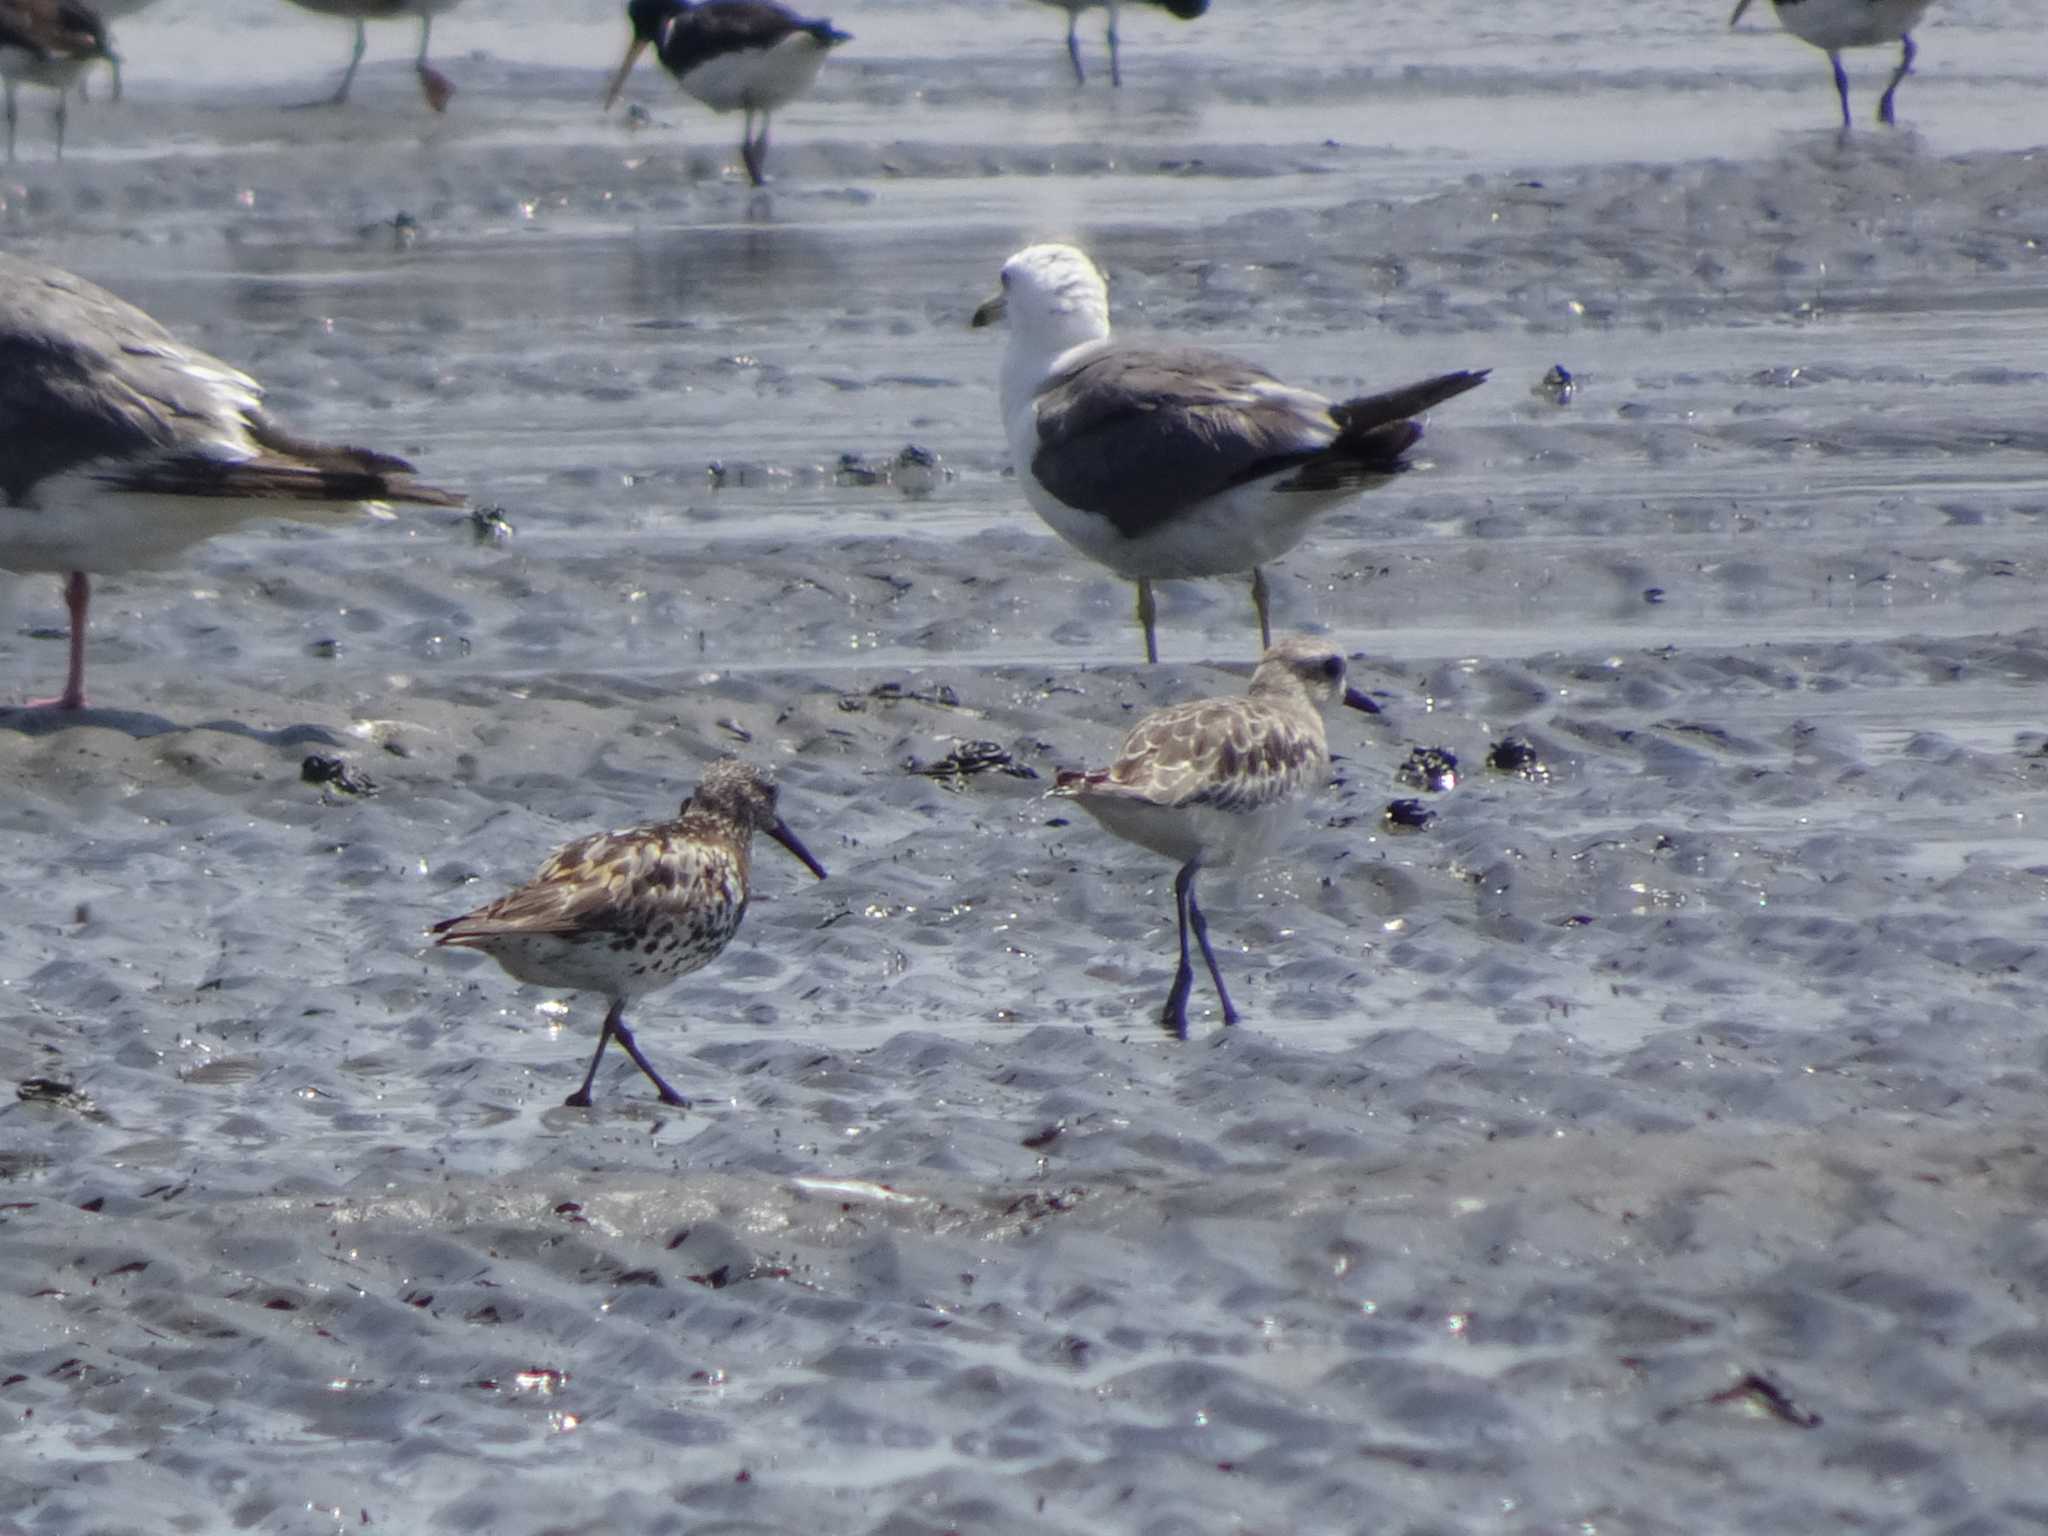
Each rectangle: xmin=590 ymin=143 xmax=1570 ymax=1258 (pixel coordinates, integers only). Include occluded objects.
xmin=281 ymin=0 xmax=463 ymax=111
xmin=974 ymin=242 xmax=1489 ymax=664
xmin=1032 ymin=0 xmax=1207 ymax=87
xmin=603 ymin=0 xmax=851 ymax=188
xmin=0 ymin=253 xmax=463 ymax=711
xmin=1729 ymin=0 xmax=1934 ymax=128
xmin=0 ymin=0 xmax=115 ymax=159
xmin=430 ymin=758 xmax=829 ymax=1109
xmin=1053 ymin=635 xmax=1376 ymax=1039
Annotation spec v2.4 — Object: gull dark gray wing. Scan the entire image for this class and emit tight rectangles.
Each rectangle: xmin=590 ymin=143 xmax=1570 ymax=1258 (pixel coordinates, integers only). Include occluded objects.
xmin=0 ymin=256 xmax=259 ymax=504
xmin=1029 ymin=346 xmax=1340 ymax=539
xmin=0 ymin=254 xmax=464 ymax=509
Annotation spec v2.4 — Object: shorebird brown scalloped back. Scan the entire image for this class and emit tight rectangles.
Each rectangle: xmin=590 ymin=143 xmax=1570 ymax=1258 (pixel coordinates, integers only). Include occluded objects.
xmin=430 ymin=759 xmax=828 ymax=1109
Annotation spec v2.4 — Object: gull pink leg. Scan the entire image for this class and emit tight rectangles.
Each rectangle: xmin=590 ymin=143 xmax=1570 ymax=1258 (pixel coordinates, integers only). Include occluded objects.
xmin=25 ymin=571 xmax=90 ymax=710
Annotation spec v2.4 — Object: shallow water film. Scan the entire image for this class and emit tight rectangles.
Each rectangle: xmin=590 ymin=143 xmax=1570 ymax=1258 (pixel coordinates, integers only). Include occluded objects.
xmin=5 ymin=0 xmax=2048 ymax=1531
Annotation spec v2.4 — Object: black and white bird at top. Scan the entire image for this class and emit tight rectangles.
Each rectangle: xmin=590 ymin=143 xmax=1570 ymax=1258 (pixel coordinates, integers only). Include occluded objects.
xmin=0 ymin=0 xmax=115 ymax=160
xmin=973 ymin=242 xmax=1488 ymax=665
xmin=1729 ymin=0 xmax=1934 ymax=128
xmin=280 ymin=0 xmax=463 ymax=112
xmin=603 ymin=0 xmax=851 ymax=189
xmin=1034 ymin=0 xmax=1207 ymax=88
xmin=0 ymin=254 xmax=463 ymax=711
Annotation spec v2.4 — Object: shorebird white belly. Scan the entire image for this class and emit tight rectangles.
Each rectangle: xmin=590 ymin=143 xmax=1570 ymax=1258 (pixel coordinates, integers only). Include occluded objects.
xmin=676 ymin=31 xmax=829 ymax=111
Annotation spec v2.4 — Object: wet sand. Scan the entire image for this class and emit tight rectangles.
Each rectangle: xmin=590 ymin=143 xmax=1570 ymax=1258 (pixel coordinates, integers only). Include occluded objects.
xmin=5 ymin=0 xmax=2048 ymax=1530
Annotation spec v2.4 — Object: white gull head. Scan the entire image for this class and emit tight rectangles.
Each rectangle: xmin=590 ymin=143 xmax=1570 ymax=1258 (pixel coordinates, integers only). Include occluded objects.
xmin=973 ymin=241 xmax=1117 ymax=445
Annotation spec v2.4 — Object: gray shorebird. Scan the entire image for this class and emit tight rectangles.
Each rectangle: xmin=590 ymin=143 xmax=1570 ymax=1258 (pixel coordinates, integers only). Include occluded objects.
xmin=280 ymin=0 xmax=462 ymax=111
xmin=0 ymin=0 xmax=116 ymax=158
xmin=974 ymin=242 xmax=1488 ymax=664
xmin=603 ymin=0 xmax=851 ymax=188
xmin=1729 ymin=0 xmax=1934 ymax=128
xmin=430 ymin=759 xmax=828 ymax=1109
xmin=1053 ymin=636 xmax=1375 ymax=1039
xmin=0 ymin=253 xmax=462 ymax=710
xmin=1032 ymin=0 xmax=1206 ymax=87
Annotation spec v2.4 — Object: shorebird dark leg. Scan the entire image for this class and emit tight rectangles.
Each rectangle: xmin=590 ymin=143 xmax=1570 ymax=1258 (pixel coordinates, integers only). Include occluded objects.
xmin=27 ymin=572 xmax=91 ymax=710
xmin=6 ymin=80 xmax=19 ymax=161
xmin=1162 ymin=863 xmax=1197 ymax=1038
xmin=1182 ymin=866 xmax=1240 ymax=1027
xmin=51 ymin=91 xmax=66 ymax=160
xmin=333 ymin=18 xmax=367 ymax=104
xmin=1250 ymin=565 xmax=1273 ymax=649
xmin=1107 ymin=5 xmax=1123 ymax=87
xmin=1163 ymin=863 xmax=1238 ymax=1037
xmin=1878 ymin=33 xmax=1915 ymax=126
xmin=1828 ymin=50 xmax=1852 ymax=129
xmin=566 ymin=998 xmax=690 ymax=1108
xmin=750 ymin=109 xmax=772 ymax=186
xmin=1135 ymin=578 xmax=1160 ymax=664
xmin=1065 ymin=11 xmax=1086 ymax=82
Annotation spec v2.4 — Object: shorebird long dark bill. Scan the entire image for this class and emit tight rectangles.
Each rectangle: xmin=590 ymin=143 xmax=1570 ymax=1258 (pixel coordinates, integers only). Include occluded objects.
xmin=769 ymin=818 xmax=828 ymax=880
xmin=603 ymin=33 xmax=649 ymax=109
xmin=1342 ymin=685 xmax=1378 ymax=715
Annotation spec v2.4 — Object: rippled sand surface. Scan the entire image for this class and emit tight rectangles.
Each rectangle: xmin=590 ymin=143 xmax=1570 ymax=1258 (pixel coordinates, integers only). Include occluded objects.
xmin=5 ymin=1 xmax=2048 ymax=1530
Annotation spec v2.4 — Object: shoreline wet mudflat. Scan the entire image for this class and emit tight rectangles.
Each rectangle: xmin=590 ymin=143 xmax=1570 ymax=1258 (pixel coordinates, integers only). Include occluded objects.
xmin=5 ymin=0 xmax=2048 ymax=1529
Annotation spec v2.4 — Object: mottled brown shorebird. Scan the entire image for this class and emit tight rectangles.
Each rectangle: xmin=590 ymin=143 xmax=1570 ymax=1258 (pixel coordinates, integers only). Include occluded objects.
xmin=0 ymin=253 xmax=463 ymax=710
xmin=1053 ymin=636 xmax=1374 ymax=1039
xmin=430 ymin=759 xmax=828 ymax=1109
xmin=280 ymin=0 xmax=461 ymax=111
xmin=0 ymin=0 xmax=116 ymax=158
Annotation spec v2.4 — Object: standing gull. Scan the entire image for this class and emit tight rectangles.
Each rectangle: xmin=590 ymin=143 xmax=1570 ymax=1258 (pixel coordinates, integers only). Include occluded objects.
xmin=1054 ymin=635 xmax=1375 ymax=1039
xmin=1034 ymin=0 xmax=1207 ymax=87
xmin=974 ymin=243 xmax=1489 ymax=664
xmin=1729 ymin=0 xmax=1934 ymax=128
xmin=0 ymin=0 xmax=115 ymax=159
xmin=430 ymin=759 xmax=828 ymax=1109
xmin=603 ymin=0 xmax=851 ymax=188
xmin=0 ymin=254 xmax=463 ymax=710
xmin=280 ymin=0 xmax=462 ymax=112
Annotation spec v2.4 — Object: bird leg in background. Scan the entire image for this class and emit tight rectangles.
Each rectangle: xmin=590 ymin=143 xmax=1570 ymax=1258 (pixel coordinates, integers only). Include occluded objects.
xmin=416 ymin=14 xmax=454 ymax=110
xmin=1878 ymin=35 xmax=1914 ymax=125
xmin=1135 ymin=577 xmax=1160 ymax=664
xmin=1250 ymin=565 xmax=1272 ymax=649
xmin=1064 ymin=11 xmax=1085 ymax=82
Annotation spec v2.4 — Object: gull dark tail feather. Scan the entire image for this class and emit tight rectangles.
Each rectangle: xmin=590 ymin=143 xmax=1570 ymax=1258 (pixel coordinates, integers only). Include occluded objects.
xmin=98 ymin=454 xmax=464 ymax=507
xmin=1313 ymin=367 xmax=1492 ymax=477
xmin=97 ymin=415 xmax=465 ymax=508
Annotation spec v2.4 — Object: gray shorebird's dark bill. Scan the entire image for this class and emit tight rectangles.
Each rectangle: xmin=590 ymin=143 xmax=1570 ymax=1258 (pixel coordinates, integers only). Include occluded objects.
xmin=769 ymin=820 xmax=829 ymax=880
xmin=970 ymin=293 xmax=1006 ymax=329
xmin=603 ymin=36 xmax=649 ymax=109
xmin=1342 ymin=685 xmax=1379 ymax=715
